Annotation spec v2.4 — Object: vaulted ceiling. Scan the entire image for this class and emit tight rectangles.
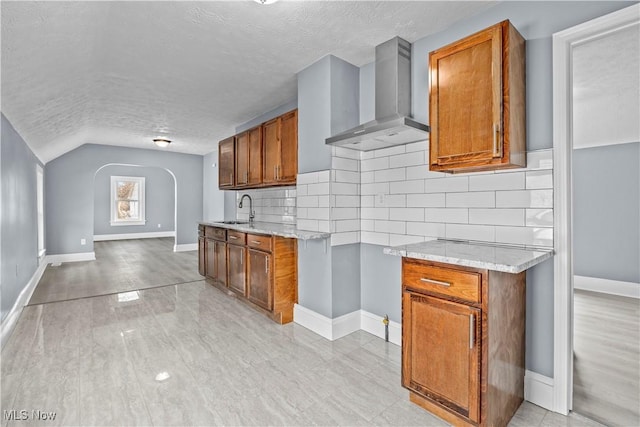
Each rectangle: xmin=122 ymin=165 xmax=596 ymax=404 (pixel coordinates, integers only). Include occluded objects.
xmin=1 ymin=1 xmax=495 ymax=163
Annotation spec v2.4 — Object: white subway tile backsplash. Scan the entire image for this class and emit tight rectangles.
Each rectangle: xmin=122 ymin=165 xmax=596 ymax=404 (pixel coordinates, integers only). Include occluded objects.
xmin=308 ymin=182 xmax=330 ymax=195
xmin=361 ymin=231 xmax=390 ymax=246
xmin=425 ymin=208 xmax=468 ymax=224
xmin=446 ymin=224 xmax=495 ymax=242
xmin=334 ymin=170 xmax=360 ymax=184
xmin=361 ymin=157 xmax=389 ymax=172
xmin=361 ymin=207 xmax=389 ymax=220
xmin=307 ymin=207 xmax=330 ymax=220
xmin=361 ymin=171 xmax=375 ymax=184
xmin=424 ymin=176 xmax=469 ymax=193
xmin=525 ymin=149 xmax=553 ymax=170
xmin=446 ymin=191 xmax=495 ymax=208
xmin=406 ymin=165 xmax=446 ymax=180
xmin=374 ymin=220 xmax=406 ymax=234
xmin=335 ymin=219 xmax=361 ymax=232
xmin=389 ymin=208 xmax=424 ymax=222
xmin=526 ymin=209 xmax=554 ymax=227
xmin=361 ymin=219 xmax=375 ymax=231
xmin=297 ymin=173 xmax=318 ymax=185
xmin=389 ymin=234 xmax=425 ymax=246
xmin=331 ymin=232 xmax=360 ymax=246
xmin=361 ymin=196 xmax=374 ymax=208
xmin=296 ymin=219 xmax=319 ymax=232
xmin=318 ymin=195 xmax=330 ymax=208
xmin=496 ymin=189 xmax=553 ymax=208
xmin=469 ymin=172 xmax=525 ymax=191
xmin=362 ymin=182 xmax=390 ymax=195
xmin=526 ymin=170 xmax=553 ymax=189
xmin=405 ymin=140 xmax=428 ymax=153
xmin=469 ymin=209 xmax=525 ymax=226
xmin=406 ymin=222 xmax=446 ymax=238
xmin=332 ymin=147 xmax=361 ymax=160
xmin=375 ymin=168 xmax=406 ymax=182
xmin=495 ymin=226 xmax=553 ymax=248
xmin=332 ymin=156 xmax=359 ymax=172
xmin=297 ymin=195 xmax=319 ymax=208
xmin=238 ymin=187 xmax=296 ymax=225
xmin=375 ymin=194 xmax=406 ymax=208
xmin=332 ymin=207 xmax=359 ymax=220
xmin=331 ymin=182 xmax=359 ymax=195
xmin=318 ymin=220 xmax=331 ymax=233
xmin=317 ymin=170 xmax=331 ymax=182
xmin=389 ymin=151 xmax=425 ymax=168
xmin=390 ymin=180 xmax=425 ymax=194
xmin=375 ymin=145 xmax=406 ymax=158
xmin=297 ymin=185 xmax=308 ymax=196
xmin=334 ymin=195 xmax=360 ymax=208
xmin=297 ymin=208 xmax=308 ymax=219
xmin=407 ymin=193 xmax=446 ymax=208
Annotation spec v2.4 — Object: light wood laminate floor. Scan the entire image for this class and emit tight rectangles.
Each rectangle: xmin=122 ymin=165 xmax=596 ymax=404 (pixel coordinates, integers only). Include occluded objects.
xmin=29 ymin=238 xmax=200 ymax=305
xmin=573 ymin=289 xmax=640 ymax=426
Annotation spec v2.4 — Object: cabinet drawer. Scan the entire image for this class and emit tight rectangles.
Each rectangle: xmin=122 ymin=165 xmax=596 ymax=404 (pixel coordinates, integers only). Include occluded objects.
xmin=205 ymin=226 xmax=226 ymax=240
xmin=247 ymin=233 xmax=272 ymax=252
xmin=198 ymin=225 xmax=205 ymax=237
xmin=403 ymin=260 xmax=481 ymax=303
xmin=227 ymin=230 xmax=246 ymax=244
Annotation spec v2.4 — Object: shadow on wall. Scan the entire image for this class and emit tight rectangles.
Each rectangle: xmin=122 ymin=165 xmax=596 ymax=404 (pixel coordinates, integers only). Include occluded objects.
xmin=93 ymin=163 xmax=177 ymax=250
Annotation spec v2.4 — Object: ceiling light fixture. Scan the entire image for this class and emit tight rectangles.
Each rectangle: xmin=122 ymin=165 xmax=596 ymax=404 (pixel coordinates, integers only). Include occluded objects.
xmin=253 ymin=0 xmax=278 ymax=4
xmin=153 ymin=137 xmax=171 ymax=148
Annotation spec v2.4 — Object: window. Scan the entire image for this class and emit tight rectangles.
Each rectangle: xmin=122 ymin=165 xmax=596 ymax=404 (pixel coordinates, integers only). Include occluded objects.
xmin=37 ymin=165 xmax=45 ymax=258
xmin=110 ymin=176 xmax=145 ymax=226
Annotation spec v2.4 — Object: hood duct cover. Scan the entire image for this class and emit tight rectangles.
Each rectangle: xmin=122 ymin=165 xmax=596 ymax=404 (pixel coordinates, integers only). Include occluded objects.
xmin=326 ymin=37 xmax=429 ymax=151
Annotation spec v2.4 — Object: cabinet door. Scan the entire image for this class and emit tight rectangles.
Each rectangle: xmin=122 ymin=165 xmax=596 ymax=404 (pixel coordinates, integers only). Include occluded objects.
xmin=278 ymin=110 xmax=297 ymax=183
xmin=214 ymin=240 xmax=227 ymax=286
xmin=262 ymin=117 xmax=280 ymax=185
xmin=219 ymin=136 xmax=236 ymax=188
xmin=247 ymin=249 xmax=272 ymax=311
xmin=235 ymin=131 xmax=249 ymax=187
xmin=429 ymin=24 xmax=502 ymax=169
xmin=227 ymin=244 xmax=246 ymax=295
xmin=402 ymin=291 xmax=480 ymax=423
xmin=248 ymin=126 xmax=263 ymax=186
xmin=205 ymin=238 xmax=216 ymax=279
xmin=198 ymin=237 xmax=206 ymax=276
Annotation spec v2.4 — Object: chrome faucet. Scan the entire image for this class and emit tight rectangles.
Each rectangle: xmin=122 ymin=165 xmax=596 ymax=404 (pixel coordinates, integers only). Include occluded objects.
xmin=238 ymin=194 xmax=255 ymax=224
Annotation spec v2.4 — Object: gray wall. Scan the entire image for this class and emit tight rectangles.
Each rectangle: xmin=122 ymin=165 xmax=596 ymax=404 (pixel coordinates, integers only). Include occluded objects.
xmin=360 ymin=243 xmax=402 ymax=323
xmin=331 ymin=243 xmax=361 ymax=318
xmin=573 ymin=143 xmax=640 ymax=283
xmin=1 ymin=113 xmax=42 ymax=322
xmin=329 ymin=56 xmax=360 ymax=136
xmin=203 ymin=150 xmax=225 ymax=221
xmin=46 ymin=144 xmax=203 ymax=254
xmin=94 ymin=165 xmax=175 ymax=235
xmin=359 ymin=62 xmax=375 ymax=124
xmin=235 ymin=99 xmax=298 ymax=134
xmin=297 ymin=239 xmax=332 ymax=318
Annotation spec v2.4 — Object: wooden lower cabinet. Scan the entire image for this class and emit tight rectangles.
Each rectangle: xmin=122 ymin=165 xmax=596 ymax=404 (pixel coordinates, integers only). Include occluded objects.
xmin=247 ymin=249 xmax=272 ymax=310
xmin=200 ymin=226 xmax=297 ymax=324
xmin=198 ymin=237 xmax=206 ymax=276
xmin=402 ymin=258 xmax=526 ymax=427
xmin=227 ymin=244 xmax=246 ymax=296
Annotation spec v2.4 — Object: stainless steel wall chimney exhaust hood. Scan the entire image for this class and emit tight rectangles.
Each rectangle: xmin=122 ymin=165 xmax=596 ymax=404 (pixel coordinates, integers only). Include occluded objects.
xmin=325 ymin=37 xmax=429 ymax=151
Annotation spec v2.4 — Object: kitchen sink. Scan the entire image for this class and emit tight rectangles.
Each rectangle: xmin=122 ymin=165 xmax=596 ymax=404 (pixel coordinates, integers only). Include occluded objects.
xmin=220 ymin=221 xmax=250 ymax=225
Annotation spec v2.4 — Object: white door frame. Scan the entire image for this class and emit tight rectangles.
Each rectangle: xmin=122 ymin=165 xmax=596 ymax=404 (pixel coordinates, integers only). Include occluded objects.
xmin=552 ymin=3 xmax=639 ymax=415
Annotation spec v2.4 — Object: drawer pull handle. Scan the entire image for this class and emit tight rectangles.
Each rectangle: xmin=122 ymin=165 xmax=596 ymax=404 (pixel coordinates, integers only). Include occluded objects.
xmin=265 ymin=256 xmax=269 ymax=274
xmin=251 ymin=240 xmax=262 ymax=245
xmin=469 ymin=314 xmax=475 ymax=349
xmin=229 ymin=236 xmax=238 ymax=240
xmin=419 ymin=278 xmax=451 ymax=287
xmin=493 ymin=123 xmax=502 ymax=158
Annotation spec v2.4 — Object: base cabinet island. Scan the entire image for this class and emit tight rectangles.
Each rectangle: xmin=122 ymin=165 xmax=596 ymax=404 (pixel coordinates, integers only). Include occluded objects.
xmin=198 ymin=221 xmax=328 ymax=324
xmin=385 ymin=240 xmax=552 ymax=427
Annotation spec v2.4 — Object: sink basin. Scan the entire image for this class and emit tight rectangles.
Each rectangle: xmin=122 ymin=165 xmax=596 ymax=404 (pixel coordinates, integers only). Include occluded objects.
xmin=220 ymin=221 xmax=250 ymax=225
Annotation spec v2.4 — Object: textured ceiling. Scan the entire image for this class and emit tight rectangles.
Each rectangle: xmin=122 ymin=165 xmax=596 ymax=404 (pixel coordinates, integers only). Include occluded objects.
xmin=1 ymin=1 xmax=495 ymax=163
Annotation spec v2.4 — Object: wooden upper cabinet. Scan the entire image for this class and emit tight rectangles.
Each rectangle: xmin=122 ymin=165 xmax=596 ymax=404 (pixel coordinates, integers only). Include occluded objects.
xmin=429 ymin=20 xmax=526 ymax=173
xmin=262 ymin=117 xmax=280 ymax=185
xmin=218 ymin=136 xmax=235 ymax=188
xmin=235 ymin=132 xmax=249 ymax=187
xmin=247 ymin=126 xmax=263 ymax=186
xmin=278 ymin=109 xmax=298 ymax=183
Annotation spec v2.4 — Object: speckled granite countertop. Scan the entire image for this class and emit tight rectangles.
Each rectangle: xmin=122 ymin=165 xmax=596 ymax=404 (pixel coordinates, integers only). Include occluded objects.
xmin=199 ymin=221 xmax=330 ymax=241
xmin=384 ymin=239 xmax=553 ymax=273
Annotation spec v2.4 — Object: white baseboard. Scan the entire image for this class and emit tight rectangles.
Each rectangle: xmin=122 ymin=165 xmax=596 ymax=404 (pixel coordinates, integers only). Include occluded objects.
xmin=94 ymin=231 xmax=175 ymax=241
xmin=174 ymin=243 xmax=198 ymax=252
xmin=360 ymin=310 xmax=402 ymax=346
xmin=46 ymin=252 xmax=96 ymax=264
xmin=293 ymin=305 xmax=401 ymax=345
xmin=1 ymin=259 xmax=47 ymax=349
xmin=574 ymin=275 xmax=639 ymax=299
xmin=525 ymin=370 xmax=554 ymax=411
xmin=293 ymin=305 xmax=360 ymax=341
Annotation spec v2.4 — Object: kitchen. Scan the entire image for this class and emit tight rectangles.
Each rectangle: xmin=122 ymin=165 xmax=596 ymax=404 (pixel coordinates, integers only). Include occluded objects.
xmin=2 ymin=1 xmax=638 ymax=426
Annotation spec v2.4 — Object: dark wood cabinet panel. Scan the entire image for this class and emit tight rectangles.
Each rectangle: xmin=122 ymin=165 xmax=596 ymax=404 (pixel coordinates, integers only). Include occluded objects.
xmin=248 ymin=126 xmax=263 ymax=186
xmin=218 ymin=136 xmax=235 ymax=188
xmin=235 ymin=131 xmax=249 ymax=187
xmin=278 ymin=109 xmax=298 ymax=184
xmin=214 ymin=240 xmax=227 ymax=287
xmin=227 ymin=244 xmax=246 ymax=296
xmin=429 ymin=20 xmax=525 ymax=173
xmin=262 ymin=117 xmax=280 ymax=185
xmin=198 ymin=237 xmax=206 ymax=276
xmin=247 ymin=249 xmax=272 ymax=311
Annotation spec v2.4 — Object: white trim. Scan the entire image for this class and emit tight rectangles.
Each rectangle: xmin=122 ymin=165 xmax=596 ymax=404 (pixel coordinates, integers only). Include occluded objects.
xmin=173 ymin=243 xmax=198 ymax=252
xmin=46 ymin=252 xmax=96 ymax=264
xmin=1 ymin=259 xmax=47 ymax=349
xmin=293 ymin=305 xmax=361 ymax=341
xmin=331 ymin=310 xmax=362 ymax=340
xmin=525 ymin=370 xmax=555 ymax=411
xmin=360 ymin=310 xmax=401 ymax=346
xmin=552 ymin=4 xmax=639 ymax=415
xmin=574 ymin=275 xmax=639 ymax=299
xmin=94 ymin=231 xmax=175 ymax=241
xmin=572 ymin=139 xmax=639 ymax=151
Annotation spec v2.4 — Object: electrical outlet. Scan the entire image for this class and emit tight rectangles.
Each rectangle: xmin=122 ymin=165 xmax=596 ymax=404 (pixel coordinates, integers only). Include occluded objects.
xmin=157 ymin=224 xmax=161 ymax=228
xmin=377 ymin=193 xmax=385 ymax=205
xmin=80 ymin=238 xmax=86 ymax=245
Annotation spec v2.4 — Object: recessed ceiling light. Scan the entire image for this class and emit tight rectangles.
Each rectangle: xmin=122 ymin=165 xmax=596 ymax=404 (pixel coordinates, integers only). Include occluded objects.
xmin=153 ymin=137 xmax=171 ymax=148
xmin=254 ymin=0 xmax=278 ymax=4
